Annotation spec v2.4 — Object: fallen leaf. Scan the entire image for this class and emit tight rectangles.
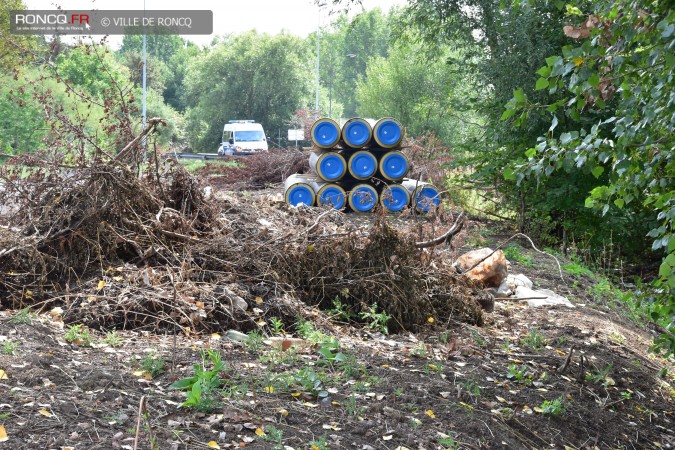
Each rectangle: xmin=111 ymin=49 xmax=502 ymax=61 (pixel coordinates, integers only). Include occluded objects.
xmin=97 ymin=280 xmax=106 ymax=290
xmin=196 ymin=301 xmax=204 ymax=310
xmin=207 ymin=441 xmax=220 ymax=449
xmin=255 ymin=297 xmax=263 ymax=304
xmin=0 ymin=370 xmax=7 ymax=380
xmin=496 ymin=396 xmax=506 ymax=403
xmin=264 ymin=386 xmax=275 ymax=393
xmin=211 ymin=333 xmax=221 ymax=340
xmin=0 ymin=425 xmax=7 ymax=442
xmin=302 ymin=402 xmax=318 ymax=408
xmin=132 ymin=370 xmax=144 ymax=377
xmin=275 ymin=408 xmax=289 ymax=417
xmin=427 ymin=317 xmax=434 ymax=324
xmin=50 ymin=307 xmax=63 ymax=317
xmin=38 ymin=409 xmax=53 ymax=417
xmin=255 ymin=428 xmax=265 ymax=436
xmin=425 ymin=409 xmax=436 ymax=419
xmin=383 ymin=435 xmax=393 ymax=441
xmin=533 ymin=406 xmax=544 ymax=413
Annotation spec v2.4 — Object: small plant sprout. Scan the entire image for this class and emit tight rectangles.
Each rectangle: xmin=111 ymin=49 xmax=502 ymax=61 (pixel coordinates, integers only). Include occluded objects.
xmin=1 ymin=340 xmax=18 ymax=355
xmin=269 ymin=316 xmax=285 ymax=335
xmin=539 ymin=396 xmax=566 ymax=416
xmin=10 ymin=307 xmax=35 ymax=325
xmin=359 ymin=303 xmax=391 ymax=334
xmin=170 ymin=350 xmax=227 ymax=412
xmin=103 ymin=329 xmax=123 ymax=347
xmin=64 ymin=324 xmax=93 ymax=346
xmin=521 ymin=328 xmax=546 ymax=350
xmin=140 ymin=353 xmax=166 ymax=379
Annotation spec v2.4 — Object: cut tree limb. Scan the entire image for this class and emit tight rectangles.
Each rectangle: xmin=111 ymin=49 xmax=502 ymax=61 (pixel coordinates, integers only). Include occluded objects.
xmin=415 ymin=210 xmax=465 ymax=249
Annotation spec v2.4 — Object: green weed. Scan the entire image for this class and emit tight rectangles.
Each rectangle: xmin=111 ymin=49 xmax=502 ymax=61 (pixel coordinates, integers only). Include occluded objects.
xmin=586 ymin=364 xmax=613 ymax=386
xmin=170 ymin=350 xmax=227 ymax=412
xmin=308 ymin=435 xmax=330 ymax=450
xmin=563 ymin=262 xmax=594 ymax=278
xmin=503 ymin=245 xmax=534 ymax=267
xmin=293 ymin=368 xmax=328 ymax=399
xmin=327 ymin=296 xmax=353 ymax=322
xmin=269 ymin=317 xmax=285 ymax=335
xmin=359 ymin=303 xmax=391 ymax=334
xmin=507 ymin=364 xmax=533 ymax=386
xmin=103 ymin=329 xmax=123 ymax=347
xmin=2 ymin=340 xmax=18 ymax=355
xmin=540 ymin=396 xmax=566 ymax=416
xmin=438 ymin=432 xmax=460 ymax=449
xmin=244 ymin=331 xmax=265 ymax=353
xmin=521 ymin=328 xmax=546 ymax=350
xmin=10 ymin=307 xmax=35 ymax=325
xmin=64 ymin=324 xmax=93 ymax=346
xmin=140 ymin=353 xmax=166 ymax=378
xmin=261 ymin=424 xmax=284 ymax=449
xmin=295 ymin=319 xmax=329 ymax=344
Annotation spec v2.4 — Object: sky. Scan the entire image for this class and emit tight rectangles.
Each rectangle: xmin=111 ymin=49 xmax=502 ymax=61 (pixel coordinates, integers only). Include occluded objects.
xmin=24 ymin=0 xmax=407 ymax=47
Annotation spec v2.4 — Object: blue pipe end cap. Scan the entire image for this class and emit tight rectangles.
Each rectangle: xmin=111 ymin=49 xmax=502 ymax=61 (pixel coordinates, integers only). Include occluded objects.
xmin=349 ymin=153 xmax=377 ymax=179
xmin=375 ymin=120 xmax=402 ymax=147
xmin=344 ymin=121 xmax=371 ymax=147
xmin=382 ymin=186 xmax=409 ymax=212
xmin=318 ymin=153 xmax=345 ymax=181
xmin=287 ymin=185 xmax=314 ymax=207
xmin=381 ymin=152 xmax=408 ymax=180
xmin=350 ymin=186 xmax=378 ymax=212
xmin=415 ymin=186 xmax=440 ymax=212
xmin=313 ymin=121 xmax=340 ymax=147
xmin=319 ymin=186 xmax=345 ymax=209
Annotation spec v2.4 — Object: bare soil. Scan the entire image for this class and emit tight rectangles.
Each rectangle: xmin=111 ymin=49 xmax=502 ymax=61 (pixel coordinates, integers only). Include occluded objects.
xmin=0 ymin=187 xmax=673 ymax=450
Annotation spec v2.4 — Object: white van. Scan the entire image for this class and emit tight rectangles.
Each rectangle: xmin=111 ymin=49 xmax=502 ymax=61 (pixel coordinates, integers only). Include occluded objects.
xmin=218 ymin=120 xmax=269 ymax=155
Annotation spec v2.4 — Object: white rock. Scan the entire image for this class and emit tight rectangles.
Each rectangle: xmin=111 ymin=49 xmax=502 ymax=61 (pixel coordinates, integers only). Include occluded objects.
xmin=506 ymin=274 xmax=533 ymax=289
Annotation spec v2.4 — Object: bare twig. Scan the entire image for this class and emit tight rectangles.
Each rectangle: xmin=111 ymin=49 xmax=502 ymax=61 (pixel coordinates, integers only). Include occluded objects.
xmin=557 ymin=345 xmax=575 ymax=374
xmin=415 ymin=210 xmax=465 ymax=248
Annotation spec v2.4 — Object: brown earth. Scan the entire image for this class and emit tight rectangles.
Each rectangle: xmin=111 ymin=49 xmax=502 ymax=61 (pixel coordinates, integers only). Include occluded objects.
xmin=0 ymin=188 xmax=673 ymax=450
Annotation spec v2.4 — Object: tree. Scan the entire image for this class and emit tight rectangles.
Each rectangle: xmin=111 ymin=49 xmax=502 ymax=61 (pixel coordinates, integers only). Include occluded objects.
xmin=356 ymin=42 xmax=482 ymax=147
xmin=0 ymin=0 xmax=37 ymax=71
xmin=183 ymin=32 xmax=313 ymax=151
xmin=505 ymin=0 xmax=674 ymax=355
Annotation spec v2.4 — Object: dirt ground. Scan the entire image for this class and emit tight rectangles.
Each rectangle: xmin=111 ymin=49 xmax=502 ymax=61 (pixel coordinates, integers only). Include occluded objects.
xmin=0 ymin=187 xmax=674 ymax=450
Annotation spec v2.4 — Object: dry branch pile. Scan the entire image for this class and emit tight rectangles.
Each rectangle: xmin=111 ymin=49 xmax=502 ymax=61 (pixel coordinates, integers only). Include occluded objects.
xmin=0 ymin=152 xmax=488 ymax=333
xmin=196 ymin=149 xmax=309 ymax=190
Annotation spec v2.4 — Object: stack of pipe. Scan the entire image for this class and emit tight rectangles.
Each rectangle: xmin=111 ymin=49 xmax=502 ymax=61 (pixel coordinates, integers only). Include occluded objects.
xmin=284 ymin=117 xmax=440 ymax=213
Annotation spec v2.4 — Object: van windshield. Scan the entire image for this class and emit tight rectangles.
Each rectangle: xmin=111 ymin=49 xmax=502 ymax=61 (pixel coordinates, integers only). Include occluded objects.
xmin=234 ymin=130 xmax=265 ymax=142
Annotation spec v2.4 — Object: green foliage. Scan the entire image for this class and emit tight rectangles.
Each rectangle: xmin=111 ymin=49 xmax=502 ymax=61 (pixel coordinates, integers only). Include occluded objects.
xmin=184 ymin=32 xmax=312 ymax=151
xmin=563 ymin=261 xmax=594 ymax=278
xmin=261 ymin=425 xmax=284 ymax=449
xmin=507 ymin=364 xmax=533 ymax=386
xmin=295 ymin=318 xmax=329 ymax=344
xmin=521 ymin=328 xmax=547 ymax=350
xmin=308 ymin=435 xmax=330 ymax=450
xmin=103 ymin=330 xmax=124 ymax=348
xmin=293 ymin=368 xmax=329 ymax=399
xmin=503 ymin=245 xmax=535 ymax=267
xmin=244 ymin=331 xmax=265 ymax=354
xmin=356 ymin=42 xmax=483 ymax=146
xmin=140 ymin=353 xmax=166 ymax=378
xmin=9 ymin=307 xmax=35 ymax=325
xmin=359 ymin=303 xmax=391 ymax=334
xmin=2 ymin=340 xmax=18 ymax=355
xmin=56 ymin=46 xmax=130 ymax=99
xmin=268 ymin=317 xmax=285 ymax=335
xmin=586 ymin=363 xmax=613 ymax=386
xmin=170 ymin=350 xmax=226 ymax=412
xmin=437 ymin=432 xmax=459 ymax=449
xmin=540 ymin=396 xmax=566 ymax=416
xmin=64 ymin=324 xmax=93 ymax=346
xmin=0 ymin=72 xmax=46 ymax=154
xmin=502 ymin=0 xmax=674 ymax=354
xmin=327 ymin=296 xmax=353 ymax=321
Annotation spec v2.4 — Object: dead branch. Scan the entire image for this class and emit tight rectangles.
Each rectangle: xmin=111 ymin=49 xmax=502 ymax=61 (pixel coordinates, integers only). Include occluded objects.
xmin=415 ymin=210 xmax=465 ymax=248
xmin=557 ymin=345 xmax=575 ymax=374
xmin=114 ymin=117 xmax=167 ymax=163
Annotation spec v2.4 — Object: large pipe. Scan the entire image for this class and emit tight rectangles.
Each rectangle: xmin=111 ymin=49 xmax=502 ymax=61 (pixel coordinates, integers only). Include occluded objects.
xmin=380 ymin=183 xmax=410 ymax=212
xmin=309 ymin=150 xmax=347 ymax=182
xmin=284 ymin=174 xmax=316 ymax=207
xmin=372 ymin=117 xmax=403 ymax=148
xmin=402 ymin=179 xmax=441 ymax=212
xmin=308 ymin=180 xmax=347 ymax=210
xmin=348 ymin=150 xmax=377 ymax=180
xmin=341 ymin=118 xmax=372 ymax=148
xmin=378 ymin=150 xmax=409 ymax=181
xmin=310 ymin=118 xmax=341 ymax=149
xmin=348 ymin=183 xmax=379 ymax=212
